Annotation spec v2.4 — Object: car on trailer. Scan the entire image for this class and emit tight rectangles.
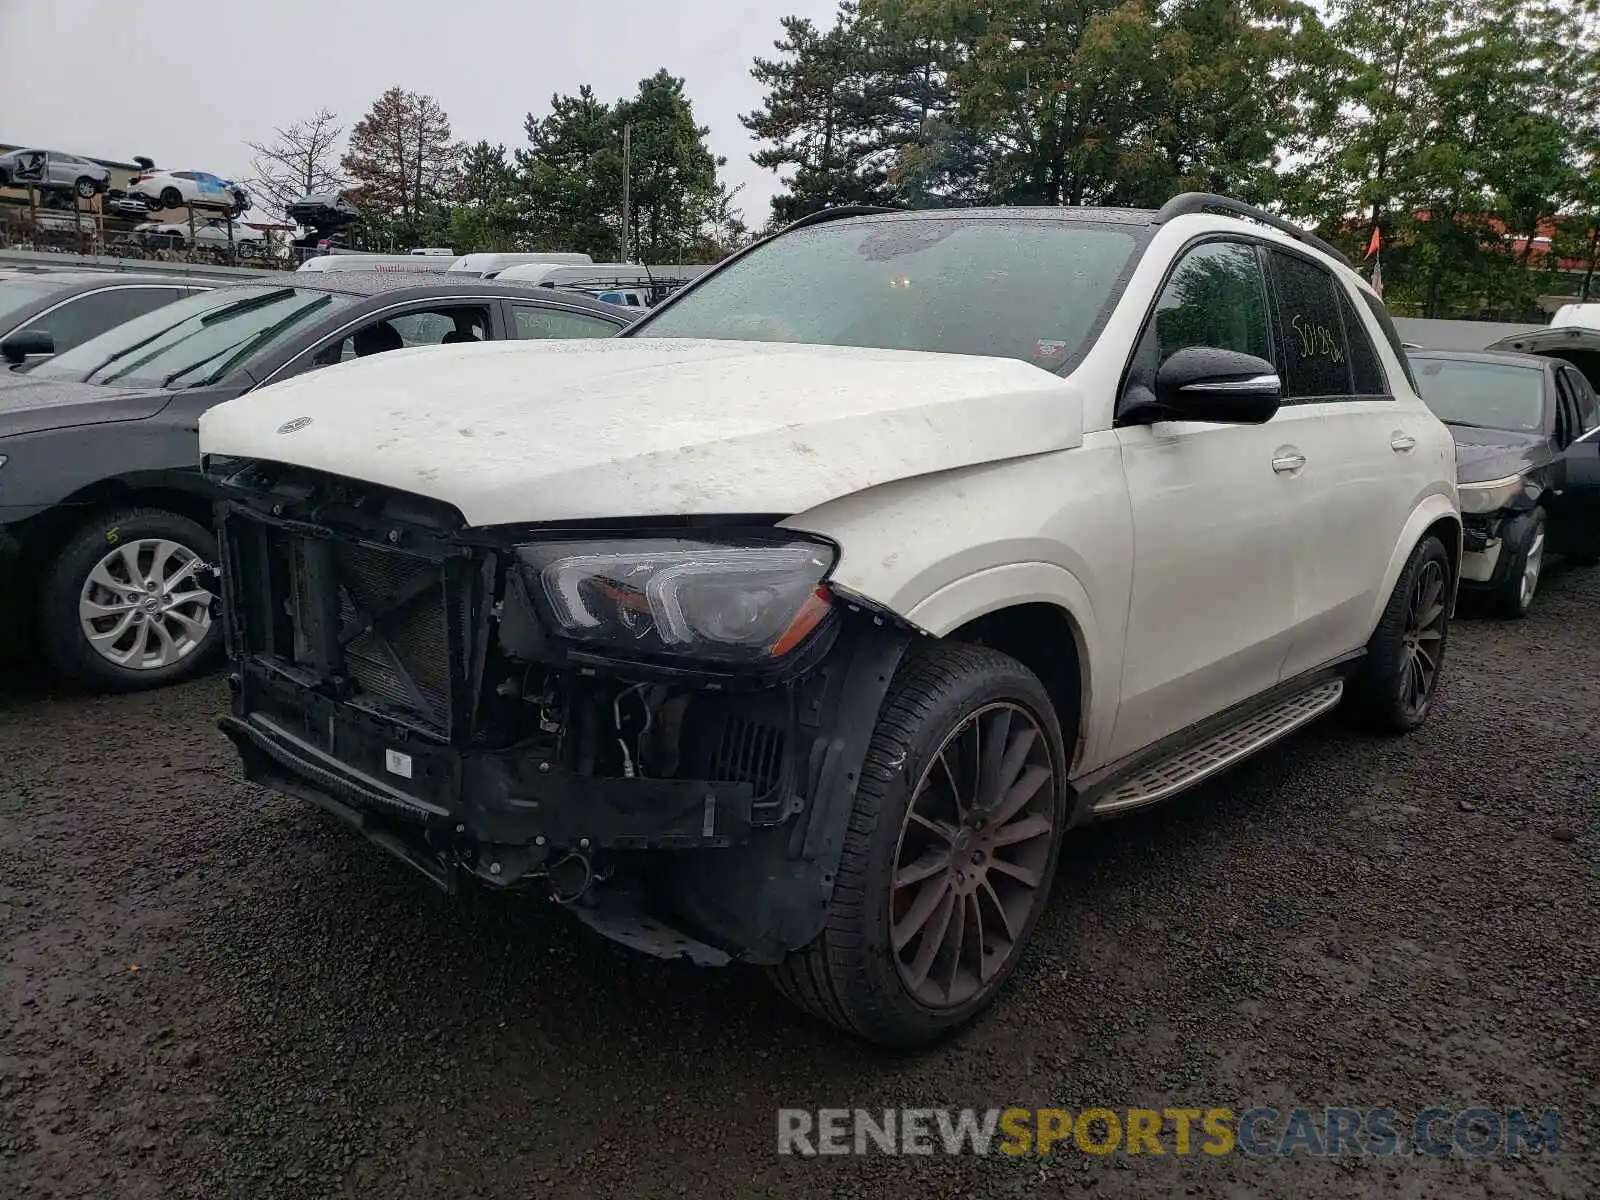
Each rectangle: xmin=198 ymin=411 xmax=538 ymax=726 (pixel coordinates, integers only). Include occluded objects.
xmin=0 ymin=148 xmax=112 ymax=198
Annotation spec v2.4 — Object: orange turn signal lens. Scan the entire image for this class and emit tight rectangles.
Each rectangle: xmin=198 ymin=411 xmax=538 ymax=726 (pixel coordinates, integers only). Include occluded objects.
xmin=767 ymin=586 xmax=834 ymax=657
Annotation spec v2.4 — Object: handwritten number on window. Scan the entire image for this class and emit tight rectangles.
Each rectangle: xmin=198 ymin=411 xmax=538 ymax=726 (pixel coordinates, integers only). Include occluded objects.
xmin=1290 ymin=313 xmax=1344 ymax=363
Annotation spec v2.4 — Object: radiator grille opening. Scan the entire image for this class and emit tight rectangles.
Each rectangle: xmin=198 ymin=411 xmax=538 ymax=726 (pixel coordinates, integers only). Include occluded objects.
xmin=331 ymin=543 xmax=451 ymax=720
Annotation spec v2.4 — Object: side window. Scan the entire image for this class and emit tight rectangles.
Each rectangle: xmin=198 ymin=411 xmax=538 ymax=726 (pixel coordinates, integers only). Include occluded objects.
xmin=308 ymin=305 xmax=492 ymax=368
xmin=1132 ymin=240 xmax=1273 ymax=382
xmin=1564 ymin=368 xmax=1600 ymax=434
xmin=1338 ymin=289 xmax=1389 ymax=396
xmin=1265 ymin=249 xmax=1354 ymax=399
xmin=513 ymin=306 xmax=622 ymax=339
xmin=1554 ymin=373 xmax=1583 ymax=447
xmin=15 ymin=287 xmax=184 ymax=353
xmin=1358 ymin=291 xmax=1419 ymax=392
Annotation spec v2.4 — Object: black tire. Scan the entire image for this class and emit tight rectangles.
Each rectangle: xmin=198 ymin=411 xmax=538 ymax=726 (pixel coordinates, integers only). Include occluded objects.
xmin=1490 ymin=508 xmax=1545 ymax=619
xmin=160 ymin=186 xmax=183 ymax=209
xmin=74 ymin=176 xmax=97 ymax=199
xmin=767 ymin=643 xmax=1070 ymax=1047
xmin=235 ymin=240 xmax=255 ymax=260
xmin=38 ymin=507 xmax=222 ymax=693
xmin=1345 ymin=534 xmax=1452 ymax=733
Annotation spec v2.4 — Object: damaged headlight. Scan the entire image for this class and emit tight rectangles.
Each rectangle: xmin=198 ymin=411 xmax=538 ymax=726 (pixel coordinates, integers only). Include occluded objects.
xmin=1457 ymin=474 xmax=1527 ymax=515
xmin=515 ymin=537 xmax=838 ymax=664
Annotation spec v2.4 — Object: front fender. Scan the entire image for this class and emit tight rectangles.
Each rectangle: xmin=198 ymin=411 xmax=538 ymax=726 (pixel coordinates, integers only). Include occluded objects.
xmin=0 ymin=419 xmax=201 ymax=512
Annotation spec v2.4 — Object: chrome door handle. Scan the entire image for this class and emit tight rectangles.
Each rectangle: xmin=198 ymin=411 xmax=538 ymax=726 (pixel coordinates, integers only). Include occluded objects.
xmin=1391 ymin=433 xmax=1417 ymax=453
xmin=1272 ymin=452 xmax=1306 ymax=474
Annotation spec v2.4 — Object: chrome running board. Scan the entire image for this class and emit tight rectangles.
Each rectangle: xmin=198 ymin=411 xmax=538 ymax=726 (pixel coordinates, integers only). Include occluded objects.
xmin=1089 ymin=679 xmax=1344 ymax=817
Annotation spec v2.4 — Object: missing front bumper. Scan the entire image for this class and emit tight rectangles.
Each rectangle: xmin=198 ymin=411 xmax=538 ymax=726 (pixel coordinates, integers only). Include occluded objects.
xmin=219 ymin=706 xmax=757 ymax=887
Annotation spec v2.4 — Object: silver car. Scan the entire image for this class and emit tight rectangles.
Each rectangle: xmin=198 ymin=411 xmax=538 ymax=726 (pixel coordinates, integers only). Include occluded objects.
xmin=0 ymin=148 xmax=111 ymax=198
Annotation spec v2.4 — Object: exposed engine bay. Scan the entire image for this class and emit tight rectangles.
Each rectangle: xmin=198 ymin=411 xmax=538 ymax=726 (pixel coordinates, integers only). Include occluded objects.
xmin=207 ymin=458 xmax=910 ymax=965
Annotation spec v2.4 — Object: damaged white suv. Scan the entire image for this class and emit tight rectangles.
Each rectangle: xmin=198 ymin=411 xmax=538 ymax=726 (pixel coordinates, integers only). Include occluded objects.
xmin=198 ymin=195 xmax=1460 ymax=1046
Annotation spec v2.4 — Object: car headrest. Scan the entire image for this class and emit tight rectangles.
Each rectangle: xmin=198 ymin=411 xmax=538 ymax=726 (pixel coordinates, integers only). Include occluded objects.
xmin=353 ymin=321 xmax=404 ymax=356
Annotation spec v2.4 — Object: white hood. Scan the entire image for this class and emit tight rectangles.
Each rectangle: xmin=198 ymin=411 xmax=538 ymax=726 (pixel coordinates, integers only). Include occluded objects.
xmin=199 ymin=338 xmax=1082 ymax=525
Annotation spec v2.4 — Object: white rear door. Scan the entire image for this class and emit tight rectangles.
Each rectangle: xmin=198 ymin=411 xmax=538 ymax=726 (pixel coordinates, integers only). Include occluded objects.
xmin=1261 ymin=249 xmax=1447 ymax=678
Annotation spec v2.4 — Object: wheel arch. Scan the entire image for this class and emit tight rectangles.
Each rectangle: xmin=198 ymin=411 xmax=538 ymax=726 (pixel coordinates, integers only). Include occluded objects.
xmin=9 ymin=482 xmax=216 ymax=600
xmin=902 ymin=562 xmax=1109 ymax=776
xmin=57 ymin=479 xmax=215 ymax=532
xmin=1425 ymin=513 xmax=1462 ymax=598
xmin=944 ymin=603 xmax=1087 ymax=774
xmin=1367 ymin=496 xmax=1462 ymax=632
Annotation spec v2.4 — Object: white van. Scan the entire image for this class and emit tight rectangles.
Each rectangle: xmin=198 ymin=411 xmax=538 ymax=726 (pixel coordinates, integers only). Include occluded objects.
xmin=297 ymin=252 xmax=461 ymax=274
xmin=447 ymin=252 xmax=595 ymax=278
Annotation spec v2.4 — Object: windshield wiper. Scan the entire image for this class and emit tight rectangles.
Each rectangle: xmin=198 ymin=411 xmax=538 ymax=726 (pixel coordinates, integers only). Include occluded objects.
xmin=197 ymin=287 xmax=298 ymax=325
xmin=161 ymin=293 xmax=333 ymax=390
xmin=93 ymin=288 xmax=300 ymax=386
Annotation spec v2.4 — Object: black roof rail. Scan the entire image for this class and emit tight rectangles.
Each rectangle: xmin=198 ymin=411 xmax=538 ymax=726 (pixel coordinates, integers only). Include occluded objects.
xmin=1153 ymin=192 xmax=1353 ymax=270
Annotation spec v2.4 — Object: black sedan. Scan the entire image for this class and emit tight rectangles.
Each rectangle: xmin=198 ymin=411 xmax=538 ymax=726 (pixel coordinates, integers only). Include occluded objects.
xmin=0 ymin=274 xmax=636 ymax=690
xmin=1409 ymin=348 xmax=1600 ymax=616
xmin=0 ymin=270 xmax=210 ymax=365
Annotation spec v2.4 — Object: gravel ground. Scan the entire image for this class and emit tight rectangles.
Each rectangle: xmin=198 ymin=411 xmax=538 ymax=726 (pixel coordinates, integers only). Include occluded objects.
xmin=2 ymin=567 xmax=1596 ymax=1200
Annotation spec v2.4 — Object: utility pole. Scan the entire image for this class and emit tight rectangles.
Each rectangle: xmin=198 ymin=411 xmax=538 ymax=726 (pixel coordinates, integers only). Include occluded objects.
xmin=621 ymin=122 xmax=632 ymax=264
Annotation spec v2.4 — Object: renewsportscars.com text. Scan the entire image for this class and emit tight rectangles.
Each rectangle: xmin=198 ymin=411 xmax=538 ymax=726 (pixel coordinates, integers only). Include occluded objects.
xmin=776 ymin=1107 xmax=1560 ymax=1158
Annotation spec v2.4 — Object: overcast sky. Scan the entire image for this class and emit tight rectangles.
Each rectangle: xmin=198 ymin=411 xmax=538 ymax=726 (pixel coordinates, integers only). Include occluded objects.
xmin=0 ymin=0 xmax=839 ymax=226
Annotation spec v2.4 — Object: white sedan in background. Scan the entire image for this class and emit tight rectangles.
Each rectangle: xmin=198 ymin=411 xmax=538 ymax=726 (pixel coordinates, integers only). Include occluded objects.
xmin=126 ymin=169 xmax=249 ymax=215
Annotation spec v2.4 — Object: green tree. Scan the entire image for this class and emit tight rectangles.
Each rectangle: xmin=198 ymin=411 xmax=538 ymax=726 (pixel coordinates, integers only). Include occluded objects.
xmin=452 ymin=140 xmax=522 ymax=252
xmin=617 ymin=70 xmax=725 ymax=261
xmin=1142 ymin=0 xmax=1320 ymax=205
xmin=1282 ymin=0 xmax=1452 ymax=234
xmin=864 ymin=0 xmax=1312 ymax=209
xmin=1289 ymin=0 xmax=1596 ymax=317
xmin=517 ymin=85 xmax=625 ymax=258
xmin=517 ymin=74 xmax=734 ymax=262
xmin=741 ymin=4 xmax=901 ymax=223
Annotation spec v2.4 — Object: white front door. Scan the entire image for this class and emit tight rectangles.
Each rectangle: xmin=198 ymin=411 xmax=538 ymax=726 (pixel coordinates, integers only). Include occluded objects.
xmin=1110 ymin=238 xmax=1307 ymax=761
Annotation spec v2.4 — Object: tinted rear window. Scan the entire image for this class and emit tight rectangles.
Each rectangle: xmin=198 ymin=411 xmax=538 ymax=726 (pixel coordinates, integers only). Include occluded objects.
xmin=1265 ymin=248 xmax=1353 ymax=398
xmin=1339 ymin=290 xmax=1389 ymax=395
xmin=635 ymin=217 xmax=1140 ymax=371
xmin=1360 ymin=291 xmax=1419 ymax=391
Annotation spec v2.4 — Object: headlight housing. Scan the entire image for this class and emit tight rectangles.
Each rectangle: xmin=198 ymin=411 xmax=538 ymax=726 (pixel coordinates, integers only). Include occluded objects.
xmin=515 ymin=537 xmax=838 ymax=665
xmin=1457 ymin=474 xmax=1526 ymax=515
